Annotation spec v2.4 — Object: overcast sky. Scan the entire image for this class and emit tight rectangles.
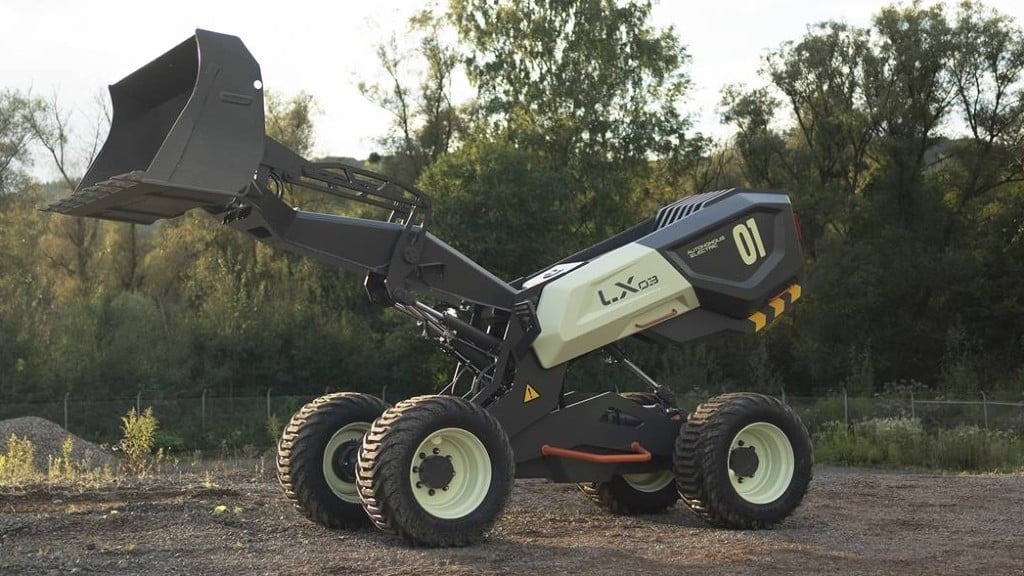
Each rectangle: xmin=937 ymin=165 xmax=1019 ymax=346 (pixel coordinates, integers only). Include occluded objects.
xmin=5 ymin=0 xmax=1024 ymax=181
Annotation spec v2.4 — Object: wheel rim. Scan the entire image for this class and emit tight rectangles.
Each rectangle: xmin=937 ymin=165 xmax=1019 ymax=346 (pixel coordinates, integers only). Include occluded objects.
xmin=409 ymin=427 xmax=492 ymax=519
xmin=322 ymin=422 xmax=370 ymax=503
xmin=622 ymin=470 xmax=675 ymax=493
xmin=727 ymin=422 xmax=794 ymax=504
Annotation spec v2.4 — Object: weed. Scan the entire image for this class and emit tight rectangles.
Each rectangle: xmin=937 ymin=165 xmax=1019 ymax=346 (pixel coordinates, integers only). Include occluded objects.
xmin=0 ymin=434 xmax=38 ymax=484
xmin=267 ymin=414 xmax=282 ymax=446
xmin=117 ymin=407 xmax=158 ymax=476
xmin=47 ymin=436 xmax=76 ymax=483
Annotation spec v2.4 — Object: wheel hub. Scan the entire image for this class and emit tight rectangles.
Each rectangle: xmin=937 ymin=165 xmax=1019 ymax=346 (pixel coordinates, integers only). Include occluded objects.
xmin=330 ymin=440 xmax=361 ymax=484
xmin=418 ymin=454 xmax=455 ymax=490
xmin=729 ymin=444 xmax=759 ymax=478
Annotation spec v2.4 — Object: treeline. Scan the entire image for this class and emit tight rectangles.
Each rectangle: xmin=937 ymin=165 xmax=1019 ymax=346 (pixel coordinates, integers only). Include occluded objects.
xmin=1 ymin=0 xmax=1022 ymax=407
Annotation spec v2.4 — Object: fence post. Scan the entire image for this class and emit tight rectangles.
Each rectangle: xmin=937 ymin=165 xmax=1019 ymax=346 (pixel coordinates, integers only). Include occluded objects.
xmin=910 ymin=389 xmax=915 ymax=419
xmin=980 ymin=390 xmax=989 ymax=429
xmin=843 ymin=387 xmax=849 ymax=427
xmin=201 ymin=389 xmax=207 ymax=430
xmin=136 ymin=391 xmax=142 ymax=414
xmin=64 ymin=392 xmax=70 ymax=432
xmin=266 ymin=388 xmax=272 ymax=420
xmin=381 ymin=384 xmax=388 ymax=403
xmin=780 ymin=386 xmax=786 ymax=404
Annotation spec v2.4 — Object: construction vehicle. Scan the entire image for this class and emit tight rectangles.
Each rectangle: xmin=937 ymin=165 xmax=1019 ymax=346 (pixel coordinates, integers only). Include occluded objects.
xmin=48 ymin=30 xmax=813 ymax=547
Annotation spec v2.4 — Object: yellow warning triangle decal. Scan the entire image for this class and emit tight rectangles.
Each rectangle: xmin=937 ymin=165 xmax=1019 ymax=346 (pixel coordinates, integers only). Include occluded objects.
xmin=523 ymin=384 xmax=541 ymax=403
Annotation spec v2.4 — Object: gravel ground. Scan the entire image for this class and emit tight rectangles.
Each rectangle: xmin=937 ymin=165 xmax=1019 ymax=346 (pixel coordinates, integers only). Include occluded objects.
xmin=0 ymin=466 xmax=1021 ymax=576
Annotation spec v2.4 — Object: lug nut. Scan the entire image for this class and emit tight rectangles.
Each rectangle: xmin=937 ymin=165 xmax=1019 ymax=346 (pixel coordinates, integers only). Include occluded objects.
xmin=432 ymin=448 xmax=440 ymax=455
xmin=416 ymin=481 xmax=423 ymax=488
xmin=412 ymin=466 xmax=418 ymax=473
xmin=428 ymin=489 xmax=435 ymax=496
xmin=419 ymin=452 xmax=426 ymax=459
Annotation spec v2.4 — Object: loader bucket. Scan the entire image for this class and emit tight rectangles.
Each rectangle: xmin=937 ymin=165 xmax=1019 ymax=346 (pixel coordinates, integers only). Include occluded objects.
xmin=46 ymin=29 xmax=265 ymax=224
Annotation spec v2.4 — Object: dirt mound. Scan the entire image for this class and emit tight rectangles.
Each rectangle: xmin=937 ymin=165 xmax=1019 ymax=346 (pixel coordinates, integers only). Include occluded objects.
xmin=0 ymin=416 xmax=117 ymax=470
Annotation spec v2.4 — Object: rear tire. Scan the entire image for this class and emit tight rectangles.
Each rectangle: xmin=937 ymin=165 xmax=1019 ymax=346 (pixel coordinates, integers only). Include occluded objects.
xmin=357 ymin=395 xmax=514 ymax=547
xmin=577 ymin=391 xmax=680 ymax=515
xmin=673 ymin=392 xmax=812 ymax=528
xmin=277 ymin=392 xmax=389 ymax=529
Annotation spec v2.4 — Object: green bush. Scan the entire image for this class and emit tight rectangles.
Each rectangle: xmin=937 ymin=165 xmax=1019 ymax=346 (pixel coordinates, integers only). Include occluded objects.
xmin=153 ymin=429 xmax=185 ymax=453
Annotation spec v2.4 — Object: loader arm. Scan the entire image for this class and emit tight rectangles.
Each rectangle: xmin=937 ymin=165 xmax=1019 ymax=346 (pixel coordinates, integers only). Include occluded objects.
xmin=44 ymin=29 xmax=516 ymax=312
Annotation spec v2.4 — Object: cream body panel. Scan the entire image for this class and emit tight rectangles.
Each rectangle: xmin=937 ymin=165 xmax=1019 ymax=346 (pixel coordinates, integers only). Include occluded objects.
xmin=532 ymin=243 xmax=700 ymax=368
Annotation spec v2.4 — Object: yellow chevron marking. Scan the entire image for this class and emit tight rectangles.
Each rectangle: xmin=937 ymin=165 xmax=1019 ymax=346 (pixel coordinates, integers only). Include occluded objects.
xmin=769 ymin=298 xmax=786 ymax=317
xmin=787 ymin=284 xmax=802 ymax=302
xmin=748 ymin=311 xmax=767 ymax=332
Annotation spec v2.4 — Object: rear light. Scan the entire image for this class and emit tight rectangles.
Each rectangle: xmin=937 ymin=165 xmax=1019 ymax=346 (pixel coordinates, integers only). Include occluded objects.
xmin=792 ymin=211 xmax=804 ymax=245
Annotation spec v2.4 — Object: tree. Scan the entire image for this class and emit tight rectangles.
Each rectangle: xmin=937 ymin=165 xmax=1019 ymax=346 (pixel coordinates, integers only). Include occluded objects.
xmin=721 ymin=0 xmax=1024 ymax=392
xmin=419 ymin=138 xmax=576 ymax=280
xmin=450 ymin=0 xmax=697 ymax=243
xmin=265 ymin=90 xmax=318 ymax=158
xmin=360 ymin=11 xmax=464 ymax=183
xmin=0 ymin=90 xmax=42 ymax=198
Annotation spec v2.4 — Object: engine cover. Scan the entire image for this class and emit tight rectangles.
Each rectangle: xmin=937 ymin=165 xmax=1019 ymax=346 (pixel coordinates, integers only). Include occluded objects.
xmin=532 ymin=243 xmax=700 ymax=368
xmin=530 ymin=189 xmax=804 ymax=367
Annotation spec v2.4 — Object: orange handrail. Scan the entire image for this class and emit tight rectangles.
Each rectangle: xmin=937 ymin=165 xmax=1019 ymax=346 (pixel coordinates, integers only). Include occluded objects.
xmin=540 ymin=441 xmax=652 ymax=463
xmin=635 ymin=308 xmax=678 ymax=329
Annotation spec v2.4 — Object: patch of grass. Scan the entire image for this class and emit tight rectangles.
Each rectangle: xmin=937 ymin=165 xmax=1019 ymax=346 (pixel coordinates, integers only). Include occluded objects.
xmin=814 ymin=417 xmax=1024 ymax=472
xmin=932 ymin=426 xmax=1023 ymax=471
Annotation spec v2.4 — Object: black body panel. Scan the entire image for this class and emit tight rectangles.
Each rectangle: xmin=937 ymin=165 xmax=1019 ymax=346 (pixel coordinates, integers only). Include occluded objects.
xmin=639 ymin=189 xmax=804 ymax=319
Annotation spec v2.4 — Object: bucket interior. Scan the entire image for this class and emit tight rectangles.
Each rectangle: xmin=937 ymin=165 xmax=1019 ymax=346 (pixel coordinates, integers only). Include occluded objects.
xmin=81 ymin=36 xmax=199 ymax=190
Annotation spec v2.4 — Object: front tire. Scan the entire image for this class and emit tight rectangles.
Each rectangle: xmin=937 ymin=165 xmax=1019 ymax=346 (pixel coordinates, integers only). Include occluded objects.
xmin=357 ymin=395 xmax=514 ymax=547
xmin=277 ymin=392 xmax=389 ymax=529
xmin=673 ymin=392 xmax=812 ymax=528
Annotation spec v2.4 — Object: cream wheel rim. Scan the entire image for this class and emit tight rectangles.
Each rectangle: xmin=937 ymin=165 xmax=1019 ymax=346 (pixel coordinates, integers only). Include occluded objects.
xmin=727 ymin=422 xmax=794 ymax=504
xmin=322 ymin=422 xmax=369 ymax=503
xmin=409 ymin=427 xmax=492 ymax=519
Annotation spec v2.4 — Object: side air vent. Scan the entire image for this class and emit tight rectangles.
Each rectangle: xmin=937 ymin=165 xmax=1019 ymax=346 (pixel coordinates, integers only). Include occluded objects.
xmin=655 ymin=188 xmax=733 ymax=229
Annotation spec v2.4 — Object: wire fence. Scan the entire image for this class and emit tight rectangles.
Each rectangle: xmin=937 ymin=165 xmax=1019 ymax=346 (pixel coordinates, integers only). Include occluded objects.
xmin=1 ymin=389 xmax=1022 ymax=450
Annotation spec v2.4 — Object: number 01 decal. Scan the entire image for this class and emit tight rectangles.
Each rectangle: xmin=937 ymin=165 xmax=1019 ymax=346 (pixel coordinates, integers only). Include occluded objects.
xmin=733 ymin=217 xmax=767 ymax=265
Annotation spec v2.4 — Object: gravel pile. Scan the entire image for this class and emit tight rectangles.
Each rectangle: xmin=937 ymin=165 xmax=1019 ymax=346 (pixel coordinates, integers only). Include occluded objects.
xmin=0 ymin=416 xmax=118 ymax=470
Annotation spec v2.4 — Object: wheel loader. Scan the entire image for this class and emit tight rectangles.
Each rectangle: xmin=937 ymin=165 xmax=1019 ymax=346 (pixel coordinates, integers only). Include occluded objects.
xmin=47 ymin=30 xmax=813 ymax=547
